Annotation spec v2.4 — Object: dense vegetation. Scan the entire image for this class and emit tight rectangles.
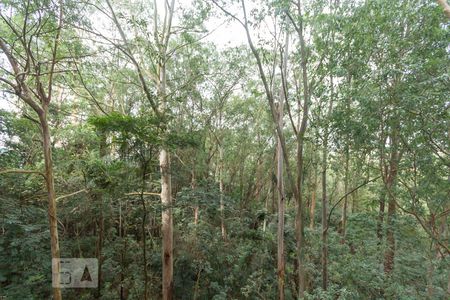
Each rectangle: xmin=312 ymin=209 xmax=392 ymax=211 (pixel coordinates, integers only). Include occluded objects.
xmin=0 ymin=0 xmax=449 ymax=299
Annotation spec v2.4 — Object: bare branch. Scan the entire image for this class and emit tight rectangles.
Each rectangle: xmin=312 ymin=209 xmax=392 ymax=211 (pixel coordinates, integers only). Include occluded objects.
xmin=0 ymin=168 xmax=46 ymax=179
xmin=211 ymin=0 xmax=246 ymax=27
xmin=325 ymin=175 xmax=382 ymax=234
xmin=56 ymin=189 xmax=88 ymax=201
xmin=104 ymin=0 xmax=161 ymax=117
xmin=125 ymin=192 xmax=161 ymax=197
xmin=0 ymin=38 xmax=43 ymax=114
xmin=46 ymin=0 xmax=64 ymax=103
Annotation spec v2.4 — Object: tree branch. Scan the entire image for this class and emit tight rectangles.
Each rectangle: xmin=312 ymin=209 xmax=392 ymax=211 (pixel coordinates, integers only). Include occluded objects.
xmin=46 ymin=0 xmax=64 ymax=103
xmin=0 ymin=39 xmax=43 ymax=115
xmin=125 ymin=192 xmax=161 ymax=197
xmin=325 ymin=175 xmax=381 ymax=233
xmin=56 ymin=189 xmax=88 ymax=201
xmin=0 ymin=168 xmax=46 ymax=179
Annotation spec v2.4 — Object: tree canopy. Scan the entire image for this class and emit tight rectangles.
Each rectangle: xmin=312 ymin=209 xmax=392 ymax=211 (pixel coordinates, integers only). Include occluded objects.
xmin=0 ymin=0 xmax=449 ymax=299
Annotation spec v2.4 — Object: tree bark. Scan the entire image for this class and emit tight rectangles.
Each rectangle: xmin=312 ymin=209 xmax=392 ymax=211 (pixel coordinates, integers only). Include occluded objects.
xmin=377 ymin=191 xmax=386 ymax=242
xmin=292 ymin=1 xmax=310 ymax=295
xmin=310 ymin=169 xmax=317 ymax=229
xmin=219 ymin=145 xmax=226 ymax=240
xmin=276 ymin=118 xmax=285 ymax=300
xmin=383 ymin=128 xmax=400 ymax=275
xmin=96 ymin=130 xmax=107 ymax=298
xmin=160 ymin=148 xmax=173 ymax=300
xmin=341 ymin=148 xmax=349 ymax=239
xmin=140 ymin=162 xmax=149 ymax=300
xmin=321 ymin=135 xmax=329 ymax=291
xmin=321 ymin=72 xmax=334 ymax=291
xmin=40 ymin=109 xmax=62 ymax=300
xmin=276 ymin=58 xmax=287 ymax=300
xmin=155 ymin=2 xmax=176 ymax=298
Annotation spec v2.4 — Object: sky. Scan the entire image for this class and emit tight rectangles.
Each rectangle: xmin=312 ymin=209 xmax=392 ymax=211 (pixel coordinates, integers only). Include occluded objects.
xmin=158 ymin=0 xmax=248 ymax=47
xmin=0 ymin=0 xmax=251 ymax=112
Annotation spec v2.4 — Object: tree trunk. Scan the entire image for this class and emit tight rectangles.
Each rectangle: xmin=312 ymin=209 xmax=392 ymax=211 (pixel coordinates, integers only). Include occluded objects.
xmin=158 ymin=43 xmax=174 ymax=300
xmin=96 ymin=130 xmax=107 ymax=298
xmin=156 ymin=1 xmax=176 ymax=293
xmin=321 ymin=137 xmax=329 ymax=291
xmin=321 ymin=72 xmax=334 ymax=291
xmin=276 ymin=127 xmax=285 ymax=300
xmin=276 ymin=44 xmax=287 ymax=298
xmin=341 ymin=148 xmax=349 ymax=239
xmin=192 ymin=169 xmax=198 ymax=225
xmin=377 ymin=191 xmax=386 ymax=242
xmin=219 ymin=145 xmax=226 ymax=240
xmin=160 ymin=148 xmax=173 ymax=300
xmin=40 ymin=108 xmax=62 ymax=300
xmin=383 ymin=129 xmax=400 ymax=275
xmin=310 ymin=170 xmax=317 ymax=229
xmin=159 ymin=61 xmax=173 ymax=299
xmin=293 ymin=2 xmax=309 ymax=295
xmin=296 ymin=138 xmax=306 ymax=297
xmin=141 ymin=162 xmax=149 ymax=300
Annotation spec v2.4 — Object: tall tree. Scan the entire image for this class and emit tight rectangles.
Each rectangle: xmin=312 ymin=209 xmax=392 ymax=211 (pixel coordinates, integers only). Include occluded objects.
xmin=0 ymin=1 xmax=65 ymax=298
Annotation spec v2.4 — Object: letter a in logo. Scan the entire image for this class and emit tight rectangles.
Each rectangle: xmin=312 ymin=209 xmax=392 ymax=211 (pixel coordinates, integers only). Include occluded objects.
xmin=80 ymin=265 xmax=92 ymax=282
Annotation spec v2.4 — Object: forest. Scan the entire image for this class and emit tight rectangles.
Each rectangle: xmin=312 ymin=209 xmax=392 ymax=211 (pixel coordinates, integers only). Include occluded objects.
xmin=0 ymin=0 xmax=449 ymax=299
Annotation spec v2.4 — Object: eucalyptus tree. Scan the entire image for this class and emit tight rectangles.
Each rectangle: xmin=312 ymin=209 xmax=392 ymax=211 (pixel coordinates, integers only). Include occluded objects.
xmin=210 ymin=2 xmax=296 ymax=298
xmin=74 ymin=0 xmax=213 ymax=297
xmin=335 ymin=0 xmax=450 ymax=295
xmin=0 ymin=0 xmax=77 ymax=298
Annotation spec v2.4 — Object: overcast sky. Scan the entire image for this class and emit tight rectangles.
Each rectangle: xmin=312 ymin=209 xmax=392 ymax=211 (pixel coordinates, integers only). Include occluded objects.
xmin=0 ymin=0 xmax=251 ymax=112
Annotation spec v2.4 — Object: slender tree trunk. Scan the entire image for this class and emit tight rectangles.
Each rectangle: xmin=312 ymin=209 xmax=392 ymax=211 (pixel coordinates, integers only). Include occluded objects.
xmin=377 ymin=191 xmax=386 ymax=242
xmin=40 ymin=108 xmax=62 ymax=300
xmin=96 ymin=131 xmax=107 ymax=298
xmin=160 ymin=148 xmax=173 ymax=300
xmin=156 ymin=2 xmax=176 ymax=294
xmin=292 ymin=2 xmax=310 ymax=295
xmin=384 ymin=189 xmax=396 ymax=274
xmin=96 ymin=205 xmax=104 ymax=298
xmin=341 ymin=148 xmax=349 ymax=239
xmin=194 ymin=206 xmax=199 ymax=225
xmin=0 ymin=4 xmax=63 ymax=298
xmin=158 ymin=48 xmax=174 ymax=300
xmin=140 ymin=162 xmax=149 ymax=300
xmin=119 ymin=198 xmax=126 ymax=300
xmin=310 ymin=169 xmax=317 ymax=229
xmin=321 ymin=135 xmax=329 ymax=291
xmin=296 ymin=138 xmax=306 ymax=297
xmin=277 ymin=38 xmax=288 ymax=297
xmin=271 ymin=151 xmax=277 ymax=214
xmin=321 ymin=71 xmax=334 ymax=291
xmin=426 ymin=253 xmax=435 ymax=299
xmin=219 ymin=145 xmax=226 ymax=240
xmin=276 ymin=109 xmax=285 ymax=300
xmin=263 ymin=185 xmax=271 ymax=232
xmin=191 ymin=169 xmax=199 ymax=225
xmin=383 ymin=129 xmax=400 ymax=275
xmin=341 ymin=73 xmax=352 ymax=239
